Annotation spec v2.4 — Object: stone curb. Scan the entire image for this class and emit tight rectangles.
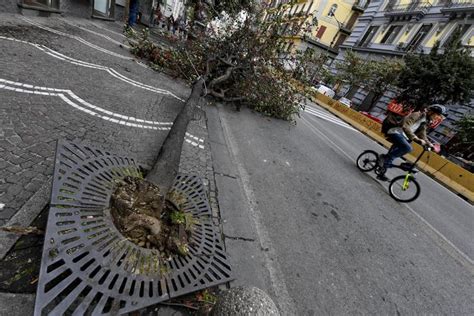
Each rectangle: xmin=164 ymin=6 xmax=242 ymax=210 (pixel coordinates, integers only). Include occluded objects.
xmin=0 ymin=292 xmax=35 ymax=316
xmin=0 ymin=177 xmax=51 ymax=260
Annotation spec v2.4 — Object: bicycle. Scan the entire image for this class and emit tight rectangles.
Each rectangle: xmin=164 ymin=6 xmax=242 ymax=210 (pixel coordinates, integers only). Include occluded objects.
xmin=356 ymin=146 xmax=431 ymax=203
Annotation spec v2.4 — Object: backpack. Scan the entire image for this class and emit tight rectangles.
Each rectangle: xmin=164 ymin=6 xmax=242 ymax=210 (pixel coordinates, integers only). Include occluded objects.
xmin=381 ymin=112 xmax=404 ymax=135
xmin=381 ymin=100 xmax=413 ymax=135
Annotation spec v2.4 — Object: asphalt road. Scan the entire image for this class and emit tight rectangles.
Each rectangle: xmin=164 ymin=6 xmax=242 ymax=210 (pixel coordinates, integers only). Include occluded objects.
xmin=213 ymin=100 xmax=473 ymax=315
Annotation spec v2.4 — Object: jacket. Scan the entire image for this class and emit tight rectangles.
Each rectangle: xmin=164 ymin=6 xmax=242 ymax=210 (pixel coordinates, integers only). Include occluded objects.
xmin=387 ymin=112 xmax=430 ymax=144
xmin=401 ymin=111 xmax=429 ymax=142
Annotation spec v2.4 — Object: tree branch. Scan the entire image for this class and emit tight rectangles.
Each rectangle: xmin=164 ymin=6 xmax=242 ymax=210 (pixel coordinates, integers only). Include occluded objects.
xmin=209 ymin=89 xmax=244 ymax=102
xmin=218 ymin=55 xmax=237 ymax=67
xmin=209 ymin=66 xmax=236 ymax=89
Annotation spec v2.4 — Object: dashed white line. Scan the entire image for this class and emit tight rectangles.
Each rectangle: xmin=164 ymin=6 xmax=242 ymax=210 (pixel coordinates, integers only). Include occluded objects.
xmin=22 ymin=17 xmax=132 ymax=60
xmin=0 ymin=79 xmax=204 ymax=149
xmin=59 ymin=19 xmax=131 ymax=49
xmin=0 ymin=36 xmax=184 ymax=102
xmin=301 ymin=116 xmax=473 ymax=267
xmin=304 ymin=106 xmax=356 ymax=131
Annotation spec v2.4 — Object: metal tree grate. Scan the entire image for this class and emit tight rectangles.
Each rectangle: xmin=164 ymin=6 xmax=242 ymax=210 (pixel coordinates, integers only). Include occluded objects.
xmin=34 ymin=140 xmax=233 ymax=315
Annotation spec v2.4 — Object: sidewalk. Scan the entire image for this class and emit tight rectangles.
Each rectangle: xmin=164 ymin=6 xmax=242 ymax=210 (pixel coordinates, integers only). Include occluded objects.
xmin=0 ymin=13 xmax=214 ymax=315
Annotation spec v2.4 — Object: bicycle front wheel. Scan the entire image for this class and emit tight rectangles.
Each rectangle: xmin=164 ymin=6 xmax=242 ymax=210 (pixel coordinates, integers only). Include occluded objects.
xmin=356 ymin=150 xmax=378 ymax=172
xmin=389 ymin=175 xmax=420 ymax=203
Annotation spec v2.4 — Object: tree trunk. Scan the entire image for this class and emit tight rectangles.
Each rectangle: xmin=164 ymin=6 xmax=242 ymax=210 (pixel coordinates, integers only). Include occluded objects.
xmin=146 ymin=78 xmax=206 ymax=193
xmin=344 ymin=85 xmax=359 ymax=99
xmin=367 ymin=93 xmax=382 ymax=112
xmin=358 ymin=90 xmax=376 ymax=112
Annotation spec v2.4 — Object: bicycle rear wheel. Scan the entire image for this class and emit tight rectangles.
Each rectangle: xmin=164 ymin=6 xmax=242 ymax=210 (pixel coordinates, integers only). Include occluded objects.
xmin=389 ymin=175 xmax=420 ymax=203
xmin=356 ymin=150 xmax=378 ymax=172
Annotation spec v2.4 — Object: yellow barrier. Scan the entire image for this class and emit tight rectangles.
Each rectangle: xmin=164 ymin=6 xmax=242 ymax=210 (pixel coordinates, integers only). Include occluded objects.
xmin=306 ymin=91 xmax=474 ymax=202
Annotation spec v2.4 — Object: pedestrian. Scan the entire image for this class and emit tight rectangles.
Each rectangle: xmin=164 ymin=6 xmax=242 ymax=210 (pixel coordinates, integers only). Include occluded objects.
xmin=179 ymin=18 xmax=187 ymax=39
xmin=128 ymin=0 xmax=138 ymax=26
xmin=154 ymin=6 xmax=162 ymax=28
xmin=173 ymin=17 xmax=180 ymax=35
xmin=167 ymin=16 xmax=174 ymax=32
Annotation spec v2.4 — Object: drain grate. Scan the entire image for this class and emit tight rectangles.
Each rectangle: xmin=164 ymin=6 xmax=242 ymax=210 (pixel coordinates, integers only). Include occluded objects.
xmin=34 ymin=140 xmax=233 ymax=315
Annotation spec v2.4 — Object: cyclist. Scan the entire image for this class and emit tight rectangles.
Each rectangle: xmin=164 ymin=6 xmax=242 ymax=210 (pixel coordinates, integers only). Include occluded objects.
xmin=377 ymin=104 xmax=447 ymax=181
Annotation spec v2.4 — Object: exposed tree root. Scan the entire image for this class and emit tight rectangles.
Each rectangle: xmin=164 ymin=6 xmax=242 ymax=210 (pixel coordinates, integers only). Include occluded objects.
xmin=110 ymin=176 xmax=196 ymax=258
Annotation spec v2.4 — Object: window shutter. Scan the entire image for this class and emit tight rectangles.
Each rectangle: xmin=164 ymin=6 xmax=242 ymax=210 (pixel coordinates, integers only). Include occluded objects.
xmin=316 ymin=25 xmax=327 ymax=38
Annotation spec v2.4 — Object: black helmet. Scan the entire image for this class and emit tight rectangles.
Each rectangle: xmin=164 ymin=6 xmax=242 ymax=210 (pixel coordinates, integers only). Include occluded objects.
xmin=428 ymin=104 xmax=448 ymax=116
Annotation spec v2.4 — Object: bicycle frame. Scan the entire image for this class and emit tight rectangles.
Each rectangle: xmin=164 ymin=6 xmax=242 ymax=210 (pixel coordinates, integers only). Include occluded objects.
xmin=402 ymin=173 xmax=413 ymax=190
xmin=399 ymin=147 xmax=430 ymax=190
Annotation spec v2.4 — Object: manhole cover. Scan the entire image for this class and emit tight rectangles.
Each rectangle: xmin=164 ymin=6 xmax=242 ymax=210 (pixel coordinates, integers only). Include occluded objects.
xmin=34 ymin=140 xmax=233 ymax=315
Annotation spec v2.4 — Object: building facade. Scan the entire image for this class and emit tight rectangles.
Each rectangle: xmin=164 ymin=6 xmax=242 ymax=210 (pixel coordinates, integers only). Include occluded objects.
xmin=15 ymin=0 xmax=125 ymax=21
xmin=264 ymin=0 xmax=371 ymax=61
xmin=11 ymin=0 xmax=185 ymax=29
xmin=333 ymin=0 xmax=474 ymax=145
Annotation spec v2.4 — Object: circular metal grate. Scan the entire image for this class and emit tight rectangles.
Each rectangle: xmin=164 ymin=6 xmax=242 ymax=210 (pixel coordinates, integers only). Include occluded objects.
xmin=34 ymin=140 xmax=232 ymax=315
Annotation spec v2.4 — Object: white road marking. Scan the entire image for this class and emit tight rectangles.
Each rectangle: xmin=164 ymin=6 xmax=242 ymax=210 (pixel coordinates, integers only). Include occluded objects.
xmin=0 ymin=79 xmax=204 ymax=149
xmin=304 ymin=106 xmax=357 ymax=131
xmin=305 ymin=100 xmax=474 ymax=207
xmin=301 ymin=116 xmax=354 ymax=161
xmin=59 ymin=19 xmax=131 ymax=49
xmin=0 ymin=36 xmax=184 ymax=102
xmin=301 ymin=116 xmax=473 ymax=266
xmin=220 ymin=112 xmax=298 ymax=315
xmin=403 ymin=203 xmax=473 ymax=266
xmin=22 ymin=17 xmax=133 ymax=60
xmin=89 ymin=21 xmax=128 ymax=38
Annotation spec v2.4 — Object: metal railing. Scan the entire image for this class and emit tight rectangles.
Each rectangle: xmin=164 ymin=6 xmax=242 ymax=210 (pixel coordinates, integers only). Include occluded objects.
xmin=352 ymin=0 xmax=370 ymax=10
xmin=443 ymin=0 xmax=474 ymax=8
xmin=385 ymin=1 xmax=433 ymax=13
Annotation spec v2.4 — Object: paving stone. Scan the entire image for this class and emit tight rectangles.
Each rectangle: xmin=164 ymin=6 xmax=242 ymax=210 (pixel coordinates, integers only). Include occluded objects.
xmin=0 ymin=159 xmax=8 ymax=170
xmin=0 ymin=14 xmax=196 ymax=226
xmin=7 ymin=184 xmax=22 ymax=196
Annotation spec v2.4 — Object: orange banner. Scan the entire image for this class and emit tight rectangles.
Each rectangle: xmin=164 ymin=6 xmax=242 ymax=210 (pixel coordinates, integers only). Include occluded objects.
xmin=387 ymin=100 xmax=412 ymax=116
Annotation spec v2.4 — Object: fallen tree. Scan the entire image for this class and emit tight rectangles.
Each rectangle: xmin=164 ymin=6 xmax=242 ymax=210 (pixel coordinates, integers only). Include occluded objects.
xmin=125 ymin=2 xmax=322 ymax=121
xmin=114 ymin=1 xmax=324 ymax=264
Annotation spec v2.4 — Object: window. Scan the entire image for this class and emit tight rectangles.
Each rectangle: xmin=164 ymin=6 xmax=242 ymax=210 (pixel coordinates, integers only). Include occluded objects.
xmin=334 ymin=34 xmax=348 ymax=48
xmin=345 ymin=13 xmax=359 ymax=30
xmin=380 ymin=25 xmax=403 ymax=44
xmin=358 ymin=26 xmax=379 ymax=47
xmin=328 ymin=4 xmax=337 ymax=16
xmin=306 ymin=1 xmax=314 ymax=14
xmin=443 ymin=24 xmax=472 ymax=47
xmin=384 ymin=0 xmax=396 ymax=11
xmin=357 ymin=0 xmax=369 ymax=8
xmin=406 ymin=24 xmax=433 ymax=51
xmin=316 ymin=25 xmax=327 ymax=39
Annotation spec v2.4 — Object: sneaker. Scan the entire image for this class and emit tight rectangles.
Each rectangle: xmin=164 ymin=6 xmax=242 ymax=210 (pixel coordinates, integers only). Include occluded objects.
xmin=376 ymin=165 xmax=389 ymax=181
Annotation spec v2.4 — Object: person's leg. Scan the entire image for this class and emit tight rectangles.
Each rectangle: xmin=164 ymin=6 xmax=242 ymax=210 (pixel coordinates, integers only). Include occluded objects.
xmin=384 ymin=133 xmax=412 ymax=168
xmin=129 ymin=0 xmax=137 ymax=26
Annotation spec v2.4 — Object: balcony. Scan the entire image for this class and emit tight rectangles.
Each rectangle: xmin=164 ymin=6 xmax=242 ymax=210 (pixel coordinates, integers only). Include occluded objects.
xmin=339 ymin=23 xmax=353 ymax=35
xmin=441 ymin=0 xmax=474 ymax=13
xmin=384 ymin=1 xmax=432 ymax=19
xmin=303 ymin=35 xmax=339 ymax=54
xmin=352 ymin=0 xmax=369 ymax=12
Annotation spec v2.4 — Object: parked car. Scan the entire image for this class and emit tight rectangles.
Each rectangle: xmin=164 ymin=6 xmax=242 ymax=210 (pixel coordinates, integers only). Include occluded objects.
xmin=360 ymin=111 xmax=385 ymax=124
xmin=316 ymin=84 xmax=336 ymax=98
xmin=338 ymin=97 xmax=352 ymax=108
